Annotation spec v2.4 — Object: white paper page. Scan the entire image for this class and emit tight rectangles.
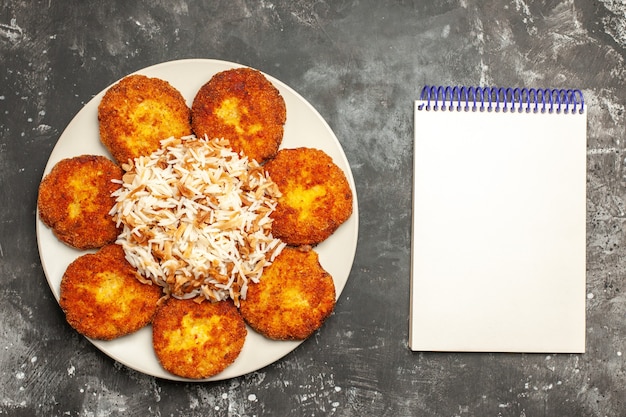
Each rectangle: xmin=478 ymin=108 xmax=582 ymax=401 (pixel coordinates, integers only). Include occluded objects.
xmin=410 ymin=103 xmax=587 ymax=353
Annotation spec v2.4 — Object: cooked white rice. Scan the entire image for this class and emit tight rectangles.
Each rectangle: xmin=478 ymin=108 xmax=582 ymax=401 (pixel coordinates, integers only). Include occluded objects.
xmin=109 ymin=135 xmax=286 ymax=305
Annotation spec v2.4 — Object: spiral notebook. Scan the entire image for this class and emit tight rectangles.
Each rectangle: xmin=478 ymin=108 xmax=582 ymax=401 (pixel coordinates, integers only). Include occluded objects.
xmin=410 ymin=86 xmax=587 ymax=353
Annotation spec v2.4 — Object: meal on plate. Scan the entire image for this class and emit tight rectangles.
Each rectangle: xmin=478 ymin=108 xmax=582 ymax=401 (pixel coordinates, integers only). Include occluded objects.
xmin=38 ymin=67 xmax=353 ymax=379
xmin=37 ymin=154 xmax=122 ymax=250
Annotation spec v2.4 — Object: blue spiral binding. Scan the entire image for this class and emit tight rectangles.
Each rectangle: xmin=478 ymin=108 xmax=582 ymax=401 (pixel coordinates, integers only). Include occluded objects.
xmin=417 ymin=85 xmax=585 ymax=114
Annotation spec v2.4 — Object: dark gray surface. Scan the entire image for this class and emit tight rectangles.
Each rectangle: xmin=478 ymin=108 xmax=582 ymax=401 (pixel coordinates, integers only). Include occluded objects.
xmin=1 ymin=1 xmax=625 ymax=416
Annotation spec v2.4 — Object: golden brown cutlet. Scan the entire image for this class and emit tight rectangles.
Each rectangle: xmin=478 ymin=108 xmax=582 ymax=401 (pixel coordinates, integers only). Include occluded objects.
xmin=59 ymin=244 xmax=162 ymax=340
xmin=98 ymin=74 xmax=191 ymax=165
xmin=239 ymin=246 xmax=336 ymax=341
xmin=38 ymin=154 xmax=122 ymax=250
xmin=152 ymin=298 xmax=247 ymax=379
xmin=191 ymin=67 xmax=286 ymax=164
xmin=264 ymin=147 xmax=353 ymax=246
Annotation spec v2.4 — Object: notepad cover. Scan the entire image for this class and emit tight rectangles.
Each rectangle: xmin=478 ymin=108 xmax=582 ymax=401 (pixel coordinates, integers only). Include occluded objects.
xmin=409 ymin=98 xmax=587 ymax=353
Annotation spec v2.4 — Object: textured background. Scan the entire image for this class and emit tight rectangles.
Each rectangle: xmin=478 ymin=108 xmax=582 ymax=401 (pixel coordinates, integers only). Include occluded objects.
xmin=1 ymin=0 xmax=625 ymax=416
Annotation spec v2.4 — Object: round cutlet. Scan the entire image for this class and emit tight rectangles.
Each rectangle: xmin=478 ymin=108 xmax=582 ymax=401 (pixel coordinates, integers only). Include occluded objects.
xmin=59 ymin=244 xmax=162 ymax=340
xmin=98 ymin=74 xmax=191 ymax=165
xmin=239 ymin=246 xmax=336 ymax=341
xmin=264 ymin=148 xmax=353 ymax=246
xmin=38 ymin=154 xmax=122 ymax=250
xmin=152 ymin=298 xmax=247 ymax=379
xmin=191 ymin=67 xmax=286 ymax=164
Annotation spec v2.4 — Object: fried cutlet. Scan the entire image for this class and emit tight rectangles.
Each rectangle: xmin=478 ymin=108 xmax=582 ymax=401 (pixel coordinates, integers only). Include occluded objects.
xmin=152 ymin=298 xmax=247 ymax=379
xmin=38 ymin=154 xmax=122 ymax=250
xmin=59 ymin=244 xmax=162 ymax=340
xmin=264 ymin=147 xmax=353 ymax=246
xmin=191 ymin=67 xmax=286 ymax=164
xmin=239 ymin=246 xmax=336 ymax=340
xmin=98 ymin=74 xmax=191 ymax=165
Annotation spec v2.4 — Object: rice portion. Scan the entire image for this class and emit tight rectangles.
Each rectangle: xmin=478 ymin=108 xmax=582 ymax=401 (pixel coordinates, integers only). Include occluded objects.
xmin=109 ymin=135 xmax=286 ymax=306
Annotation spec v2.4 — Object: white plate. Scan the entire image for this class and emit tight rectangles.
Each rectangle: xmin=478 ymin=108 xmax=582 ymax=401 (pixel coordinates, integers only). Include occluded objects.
xmin=36 ymin=59 xmax=359 ymax=381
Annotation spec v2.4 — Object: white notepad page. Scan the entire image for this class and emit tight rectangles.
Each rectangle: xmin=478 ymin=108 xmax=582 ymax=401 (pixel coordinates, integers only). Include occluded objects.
xmin=410 ymin=97 xmax=587 ymax=353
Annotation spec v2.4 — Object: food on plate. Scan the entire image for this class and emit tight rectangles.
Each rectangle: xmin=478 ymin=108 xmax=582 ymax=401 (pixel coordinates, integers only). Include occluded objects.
xmin=191 ymin=67 xmax=286 ymax=164
xmin=152 ymin=297 xmax=247 ymax=379
xmin=264 ymin=147 xmax=353 ymax=246
xmin=59 ymin=243 xmax=162 ymax=340
xmin=109 ymin=136 xmax=286 ymax=306
xmin=239 ymin=246 xmax=336 ymax=340
xmin=38 ymin=154 xmax=122 ymax=250
xmin=41 ymin=63 xmax=355 ymax=380
xmin=98 ymin=74 xmax=192 ymax=165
